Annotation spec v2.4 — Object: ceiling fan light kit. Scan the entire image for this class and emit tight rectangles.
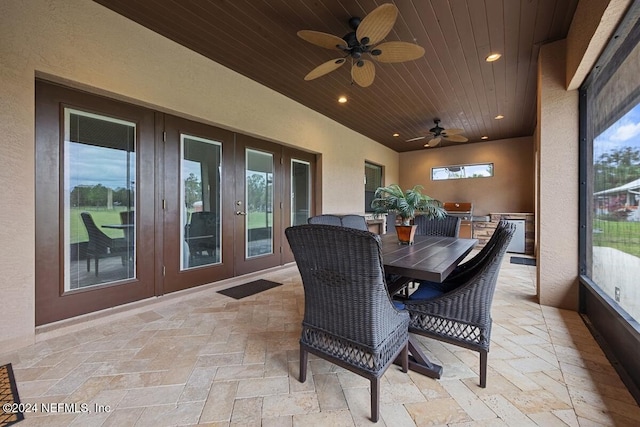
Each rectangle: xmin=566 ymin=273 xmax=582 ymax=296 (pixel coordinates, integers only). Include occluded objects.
xmin=297 ymin=3 xmax=425 ymax=87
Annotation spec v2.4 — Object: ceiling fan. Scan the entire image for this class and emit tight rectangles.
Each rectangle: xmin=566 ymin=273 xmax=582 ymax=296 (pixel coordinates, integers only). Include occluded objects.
xmin=405 ymin=119 xmax=469 ymax=147
xmin=297 ymin=3 xmax=425 ymax=87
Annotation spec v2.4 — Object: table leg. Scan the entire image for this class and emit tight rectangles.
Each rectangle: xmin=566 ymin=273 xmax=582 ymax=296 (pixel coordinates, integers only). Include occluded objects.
xmin=406 ymin=336 xmax=442 ymax=379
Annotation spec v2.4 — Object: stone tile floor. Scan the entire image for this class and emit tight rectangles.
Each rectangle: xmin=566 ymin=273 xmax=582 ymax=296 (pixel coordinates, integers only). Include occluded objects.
xmin=2 ymin=256 xmax=640 ymax=426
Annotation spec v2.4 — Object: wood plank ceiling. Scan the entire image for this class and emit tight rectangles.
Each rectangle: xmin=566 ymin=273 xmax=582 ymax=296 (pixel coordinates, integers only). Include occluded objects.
xmin=93 ymin=0 xmax=579 ymax=152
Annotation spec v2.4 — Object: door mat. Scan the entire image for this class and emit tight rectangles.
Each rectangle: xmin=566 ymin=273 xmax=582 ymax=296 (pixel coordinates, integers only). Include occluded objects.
xmin=510 ymin=256 xmax=536 ymax=266
xmin=1 ymin=363 xmax=24 ymax=426
xmin=217 ymin=279 xmax=282 ymax=299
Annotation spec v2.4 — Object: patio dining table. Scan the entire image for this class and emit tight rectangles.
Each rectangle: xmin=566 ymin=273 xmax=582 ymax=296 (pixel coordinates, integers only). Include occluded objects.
xmin=380 ymin=233 xmax=478 ymax=378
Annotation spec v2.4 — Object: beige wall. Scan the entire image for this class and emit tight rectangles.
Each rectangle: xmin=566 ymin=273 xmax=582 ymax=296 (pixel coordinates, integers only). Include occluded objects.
xmin=537 ymin=40 xmax=580 ymax=310
xmin=534 ymin=0 xmax=630 ymax=310
xmin=0 ymin=0 xmax=399 ymax=351
xmin=398 ymin=137 xmax=534 ymax=216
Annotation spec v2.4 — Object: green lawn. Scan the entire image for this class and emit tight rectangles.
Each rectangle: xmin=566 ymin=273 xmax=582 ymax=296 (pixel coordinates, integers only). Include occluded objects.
xmin=247 ymin=211 xmax=272 ymax=229
xmin=593 ymin=219 xmax=640 ymax=257
xmin=70 ymin=207 xmax=272 ymax=244
xmin=70 ymin=207 xmax=128 ymax=243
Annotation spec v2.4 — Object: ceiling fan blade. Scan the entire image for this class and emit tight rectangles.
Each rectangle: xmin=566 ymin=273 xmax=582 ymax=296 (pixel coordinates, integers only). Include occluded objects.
xmin=304 ymin=58 xmax=346 ymax=81
xmin=297 ymin=30 xmax=347 ymax=50
xmin=356 ymin=3 xmax=398 ymax=46
xmin=372 ymin=41 xmax=425 ymax=63
xmin=442 ymin=128 xmax=464 ymax=135
xmin=442 ymin=134 xmax=468 ymax=143
xmin=351 ymin=60 xmax=375 ymax=87
xmin=428 ymin=137 xmax=442 ymax=147
xmin=405 ymin=136 xmax=426 ymax=142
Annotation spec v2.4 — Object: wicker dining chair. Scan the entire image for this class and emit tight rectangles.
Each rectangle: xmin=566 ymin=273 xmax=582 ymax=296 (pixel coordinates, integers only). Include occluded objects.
xmin=286 ymin=224 xmax=409 ymax=422
xmin=339 ymin=214 xmax=369 ymax=231
xmin=403 ymin=222 xmax=515 ymax=388
xmin=307 ymin=214 xmax=342 ymax=226
xmin=308 ymin=214 xmax=369 ymax=231
xmin=413 ymin=214 xmax=461 ymax=237
xmin=415 ymin=220 xmax=512 ymax=294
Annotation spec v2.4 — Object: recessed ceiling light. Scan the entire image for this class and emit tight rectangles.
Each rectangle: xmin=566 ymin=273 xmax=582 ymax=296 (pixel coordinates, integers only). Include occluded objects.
xmin=338 ymin=96 xmax=348 ymax=103
xmin=494 ymin=114 xmax=504 ymax=120
xmin=481 ymin=136 xmax=489 ymax=140
xmin=423 ymin=143 xmax=430 ymax=148
xmin=485 ymin=53 xmax=501 ymax=62
xmin=393 ymin=133 xmax=400 ymax=137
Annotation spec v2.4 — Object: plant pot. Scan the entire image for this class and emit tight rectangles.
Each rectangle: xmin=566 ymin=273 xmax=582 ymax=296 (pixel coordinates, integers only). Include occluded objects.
xmin=395 ymin=225 xmax=417 ymax=245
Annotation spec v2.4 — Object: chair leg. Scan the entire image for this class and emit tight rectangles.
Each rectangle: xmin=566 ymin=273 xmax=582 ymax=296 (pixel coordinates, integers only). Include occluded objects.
xmin=86 ymin=255 xmax=91 ymax=272
xmin=95 ymin=256 xmax=99 ymax=276
xmin=299 ymin=347 xmax=308 ymax=383
xmin=480 ymin=350 xmax=488 ymax=388
xmin=401 ymin=343 xmax=409 ymax=373
xmin=370 ymin=377 xmax=380 ymax=422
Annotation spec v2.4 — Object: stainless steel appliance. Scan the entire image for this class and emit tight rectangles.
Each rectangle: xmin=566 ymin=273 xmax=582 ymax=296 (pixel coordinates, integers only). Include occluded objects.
xmin=443 ymin=202 xmax=473 ymax=238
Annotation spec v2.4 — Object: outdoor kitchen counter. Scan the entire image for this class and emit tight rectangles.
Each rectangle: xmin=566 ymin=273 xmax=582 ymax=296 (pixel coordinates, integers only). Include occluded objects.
xmin=473 ymin=213 xmax=535 ymax=254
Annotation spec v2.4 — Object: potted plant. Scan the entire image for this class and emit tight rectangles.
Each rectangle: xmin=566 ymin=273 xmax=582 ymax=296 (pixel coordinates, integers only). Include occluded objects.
xmin=371 ymin=184 xmax=446 ymax=244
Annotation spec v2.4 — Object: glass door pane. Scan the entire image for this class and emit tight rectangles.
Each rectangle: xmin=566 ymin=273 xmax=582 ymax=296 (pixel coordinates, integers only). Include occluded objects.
xmin=246 ymin=149 xmax=274 ymax=258
xmin=181 ymin=135 xmax=222 ymax=270
xmin=291 ymin=160 xmax=311 ymax=226
xmin=63 ymin=109 xmax=136 ymax=290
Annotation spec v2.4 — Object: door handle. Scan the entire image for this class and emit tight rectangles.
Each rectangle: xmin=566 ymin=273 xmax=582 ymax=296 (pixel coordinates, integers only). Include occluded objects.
xmin=235 ymin=210 xmax=247 ymax=216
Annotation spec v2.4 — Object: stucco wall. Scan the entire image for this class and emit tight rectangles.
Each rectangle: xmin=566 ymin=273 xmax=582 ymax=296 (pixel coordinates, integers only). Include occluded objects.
xmin=398 ymin=137 xmax=534 ymax=216
xmin=537 ymin=40 xmax=580 ymax=310
xmin=0 ymin=0 xmax=399 ymax=351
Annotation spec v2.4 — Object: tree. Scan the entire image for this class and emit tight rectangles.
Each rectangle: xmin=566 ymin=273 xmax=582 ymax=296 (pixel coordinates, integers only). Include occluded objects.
xmin=87 ymin=184 xmax=108 ymax=207
xmin=594 ymin=146 xmax=640 ymax=192
xmin=184 ymin=173 xmax=202 ymax=208
xmin=247 ymin=173 xmax=267 ymax=210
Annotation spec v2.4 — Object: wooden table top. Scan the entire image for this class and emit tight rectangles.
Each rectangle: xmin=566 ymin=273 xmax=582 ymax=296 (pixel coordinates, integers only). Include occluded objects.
xmin=379 ymin=234 xmax=478 ymax=283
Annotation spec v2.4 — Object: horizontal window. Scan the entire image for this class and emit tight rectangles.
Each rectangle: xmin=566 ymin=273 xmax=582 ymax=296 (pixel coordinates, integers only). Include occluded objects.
xmin=431 ymin=163 xmax=493 ymax=181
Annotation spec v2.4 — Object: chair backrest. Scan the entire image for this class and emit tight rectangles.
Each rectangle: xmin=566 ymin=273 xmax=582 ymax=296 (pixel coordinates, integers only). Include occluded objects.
xmin=409 ymin=222 xmax=515 ymax=315
xmin=308 ymin=214 xmax=369 ymax=231
xmin=285 ymin=224 xmax=398 ymax=347
xmin=414 ymin=214 xmax=461 ymax=237
xmin=463 ymin=221 xmax=516 ymax=307
xmin=307 ymin=214 xmax=342 ymax=226
xmin=449 ymin=220 xmax=510 ymax=281
xmin=119 ymin=210 xmax=134 ymax=225
xmin=80 ymin=212 xmax=112 ymax=250
xmin=187 ymin=211 xmax=218 ymax=238
xmin=339 ymin=214 xmax=369 ymax=231
xmin=386 ymin=212 xmax=397 ymax=234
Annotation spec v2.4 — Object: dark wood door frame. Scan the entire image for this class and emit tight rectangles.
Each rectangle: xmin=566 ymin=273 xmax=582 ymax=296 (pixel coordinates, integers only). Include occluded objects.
xmin=161 ymin=114 xmax=235 ymax=293
xmin=35 ymin=80 xmax=157 ymax=325
xmin=35 ymin=81 xmax=318 ymax=325
xmin=282 ymin=148 xmax=317 ymax=264
xmin=233 ymin=134 xmax=284 ymax=276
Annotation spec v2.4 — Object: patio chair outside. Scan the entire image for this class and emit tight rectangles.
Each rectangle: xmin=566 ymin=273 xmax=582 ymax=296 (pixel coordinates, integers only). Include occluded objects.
xmin=286 ymin=224 xmax=409 ymax=422
xmin=81 ymin=212 xmax=130 ymax=276
xmin=119 ymin=210 xmax=134 ymax=225
xmin=185 ymin=211 xmax=218 ymax=260
xmin=404 ymin=222 xmax=515 ymax=388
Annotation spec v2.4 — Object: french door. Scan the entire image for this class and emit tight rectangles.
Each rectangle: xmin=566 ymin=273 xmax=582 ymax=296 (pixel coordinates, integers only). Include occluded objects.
xmin=36 ymin=82 xmax=315 ymax=324
xmin=161 ymin=117 xmax=313 ymax=291
xmin=35 ymin=81 xmax=157 ymax=325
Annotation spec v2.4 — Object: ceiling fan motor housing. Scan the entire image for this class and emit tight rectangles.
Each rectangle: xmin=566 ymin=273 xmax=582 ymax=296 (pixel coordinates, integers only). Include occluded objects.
xmin=429 ymin=119 xmax=444 ymax=136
